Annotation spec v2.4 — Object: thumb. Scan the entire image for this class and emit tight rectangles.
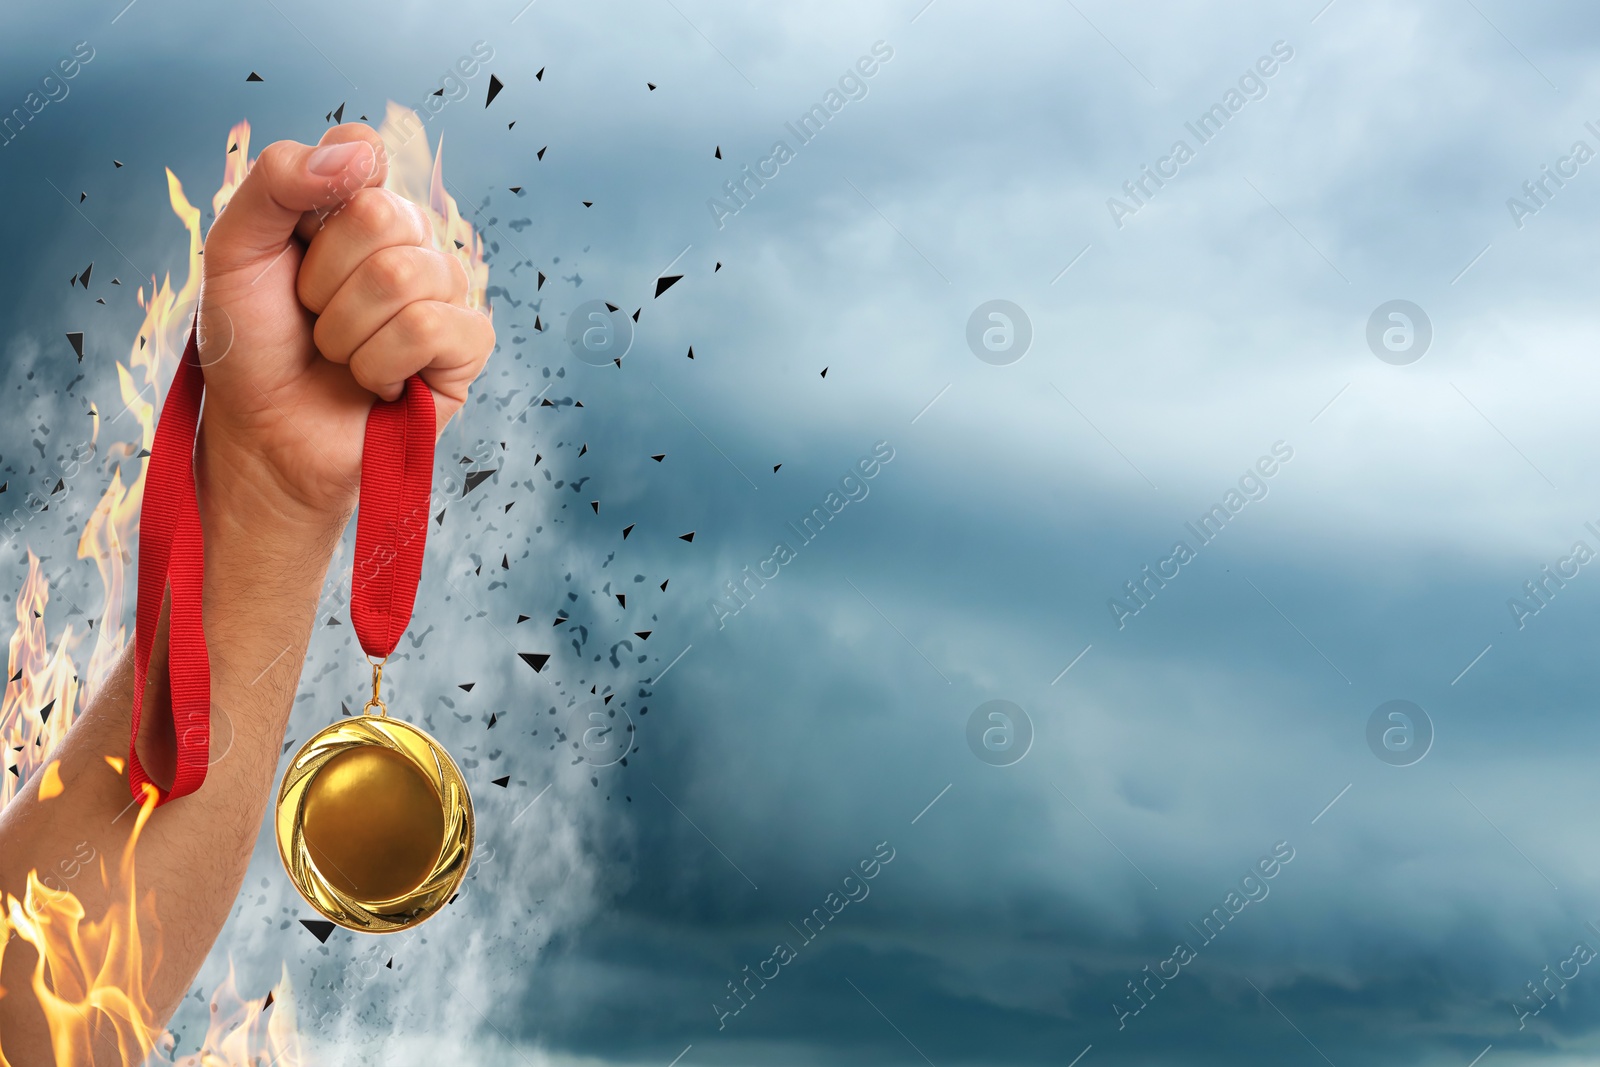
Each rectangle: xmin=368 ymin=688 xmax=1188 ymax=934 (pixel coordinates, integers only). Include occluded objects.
xmin=204 ymin=124 xmax=388 ymax=278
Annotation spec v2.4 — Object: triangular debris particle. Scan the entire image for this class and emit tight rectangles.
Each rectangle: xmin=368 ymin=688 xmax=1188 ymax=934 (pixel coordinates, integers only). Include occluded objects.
xmin=647 ymin=82 xmax=656 ymax=90
xmin=773 ymin=464 xmax=782 ymax=472
xmin=519 ymin=652 xmax=551 ymax=672
xmin=459 ymin=682 xmax=476 ymax=692
xmin=517 ymin=614 xmax=530 ymax=623
xmin=654 ymin=275 xmax=682 ymax=298
xmin=486 ymin=74 xmax=505 ymax=107
xmin=650 ymin=454 xmax=665 ymax=462
xmin=678 ymin=531 xmax=695 ymax=543
xmin=537 ymin=146 xmax=547 ymax=160
xmin=300 ymin=919 xmax=335 ymax=943
xmin=535 ymin=67 xmax=544 ymax=81
xmin=66 ymin=332 xmax=84 ymax=361
xmin=591 ymin=500 xmax=600 ymax=514
xmin=621 ymin=523 xmax=634 ymax=539
xmin=685 ymin=345 xmax=694 ymax=359
xmin=491 ymin=775 xmax=510 ymax=787
xmin=634 ymin=631 xmax=652 ymax=640
xmin=820 ymin=367 xmax=828 ymax=377
xmin=246 ymin=72 xmax=264 ymax=82
xmin=714 ymin=146 xmax=722 ymax=159
xmin=463 ymin=469 xmax=495 ymax=495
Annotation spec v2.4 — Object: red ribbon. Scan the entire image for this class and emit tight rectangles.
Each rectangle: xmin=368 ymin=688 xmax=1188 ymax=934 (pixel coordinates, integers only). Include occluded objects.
xmin=130 ymin=322 xmax=435 ymax=804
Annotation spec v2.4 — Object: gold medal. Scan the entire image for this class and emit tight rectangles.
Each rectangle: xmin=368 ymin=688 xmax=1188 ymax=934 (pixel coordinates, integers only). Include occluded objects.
xmin=275 ymin=659 xmax=474 ymax=932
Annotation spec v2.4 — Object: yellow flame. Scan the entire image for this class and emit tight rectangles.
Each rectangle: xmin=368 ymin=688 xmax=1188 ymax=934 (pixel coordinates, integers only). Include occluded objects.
xmin=0 ymin=106 xmax=488 ymax=1066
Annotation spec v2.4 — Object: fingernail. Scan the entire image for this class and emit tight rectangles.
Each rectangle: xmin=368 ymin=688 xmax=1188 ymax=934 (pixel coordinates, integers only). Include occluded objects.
xmin=307 ymin=141 xmax=368 ymax=176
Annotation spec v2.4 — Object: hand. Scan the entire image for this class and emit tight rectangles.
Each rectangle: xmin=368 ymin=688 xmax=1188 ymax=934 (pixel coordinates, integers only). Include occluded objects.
xmin=195 ymin=123 xmax=494 ymax=531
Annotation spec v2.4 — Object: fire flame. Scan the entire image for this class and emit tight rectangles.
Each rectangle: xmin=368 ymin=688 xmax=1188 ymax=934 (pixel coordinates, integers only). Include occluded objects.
xmin=0 ymin=106 xmax=488 ymax=1065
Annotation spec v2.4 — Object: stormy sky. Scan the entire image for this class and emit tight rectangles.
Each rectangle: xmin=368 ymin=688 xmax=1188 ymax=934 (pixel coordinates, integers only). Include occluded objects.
xmin=7 ymin=0 xmax=1600 ymax=1063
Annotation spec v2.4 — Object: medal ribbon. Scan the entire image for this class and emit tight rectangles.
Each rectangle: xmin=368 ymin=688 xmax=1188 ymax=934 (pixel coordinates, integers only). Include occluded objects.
xmin=129 ymin=320 xmax=435 ymax=804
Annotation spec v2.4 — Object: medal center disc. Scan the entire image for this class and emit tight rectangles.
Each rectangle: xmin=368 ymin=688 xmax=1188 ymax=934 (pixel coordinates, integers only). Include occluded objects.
xmin=299 ymin=745 xmax=446 ymax=902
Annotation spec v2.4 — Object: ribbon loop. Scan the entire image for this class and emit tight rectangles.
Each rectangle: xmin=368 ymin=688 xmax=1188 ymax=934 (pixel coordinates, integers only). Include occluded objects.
xmin=128 ymin=327 xmax=210 ymax=804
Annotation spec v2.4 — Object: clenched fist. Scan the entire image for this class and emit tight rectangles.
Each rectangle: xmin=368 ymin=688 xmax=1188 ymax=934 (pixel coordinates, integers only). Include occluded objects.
xmin=197 ymin=123 xmax=494 ymax=528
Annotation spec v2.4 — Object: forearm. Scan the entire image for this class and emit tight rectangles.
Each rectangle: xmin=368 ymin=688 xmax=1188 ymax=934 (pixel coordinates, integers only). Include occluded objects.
xmin=0 ymin=435 xmax=345 ymax=1060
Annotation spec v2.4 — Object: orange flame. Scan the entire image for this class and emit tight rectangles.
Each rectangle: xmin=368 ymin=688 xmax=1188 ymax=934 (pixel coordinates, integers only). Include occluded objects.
xmin=0 ymin=106 xmax=488 ymax=1065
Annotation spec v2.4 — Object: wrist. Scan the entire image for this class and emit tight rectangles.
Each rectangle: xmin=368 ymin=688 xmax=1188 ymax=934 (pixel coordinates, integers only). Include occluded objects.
xmin=195 ymin=421 xmax=350 ymax=565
